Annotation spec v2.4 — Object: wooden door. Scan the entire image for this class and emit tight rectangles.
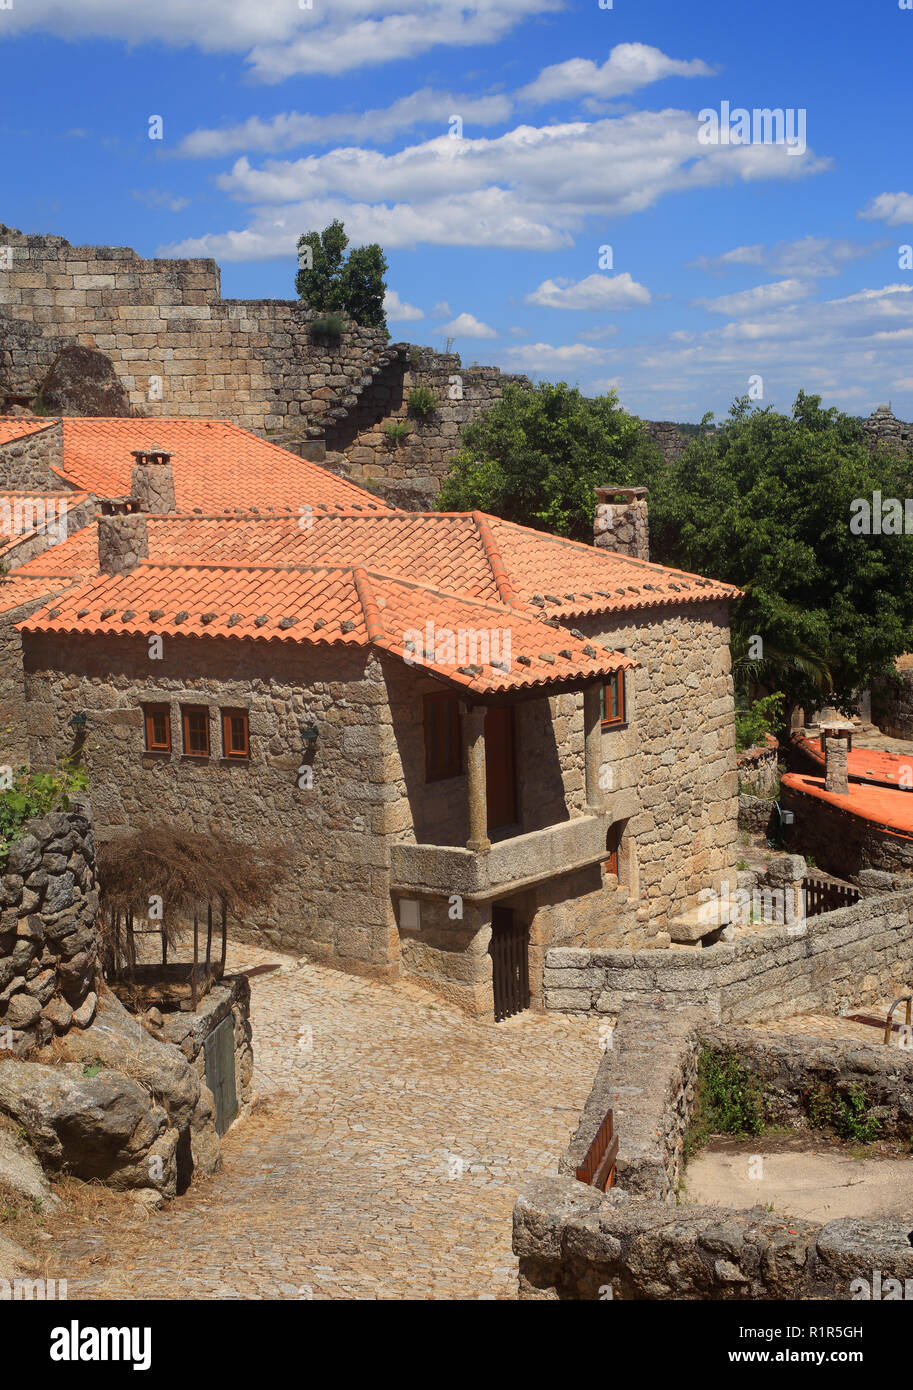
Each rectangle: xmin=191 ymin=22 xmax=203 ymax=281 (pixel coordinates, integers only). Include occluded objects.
xmin=484 ymin=704 xmax=517 ymax=832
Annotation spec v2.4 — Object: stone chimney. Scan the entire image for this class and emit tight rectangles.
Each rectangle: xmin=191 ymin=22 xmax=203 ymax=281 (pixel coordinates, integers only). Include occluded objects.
xmin=130 ymin=446 xmax=176 ymax=513
xmin=97 ymin=498 xmax=148 ymax=574
xmin=594 ymin=485 xmax=649 ymax=561
xmin=820 ymin=722 xmax=852 ymax=796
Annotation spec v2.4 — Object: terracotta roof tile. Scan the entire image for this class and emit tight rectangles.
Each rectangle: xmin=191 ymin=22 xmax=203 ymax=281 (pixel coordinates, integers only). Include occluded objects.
xmin=793 ymin=733 xmax=913 ymax=789
xmin=54 ymin=418 xmax=392 ymax=514
xmin=0 ymin=419 xmax=55 ymax=445
xmin=20 ymin=561 xmax=636 ymax=696
xmin=782 ymin=772 xmax=913 ymax=840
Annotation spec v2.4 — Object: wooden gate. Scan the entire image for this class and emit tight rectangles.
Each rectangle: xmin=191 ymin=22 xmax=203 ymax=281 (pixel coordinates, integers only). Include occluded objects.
xmin=490 ymin=905 xmax=530 ymax=1022
xmin=575 ymin=1109 xmax=618 ymax=1191
xmin=203 ymin=1015 xmax=239 ymax=1136
xmin=803 ymin=876 xmax=861 ymax=917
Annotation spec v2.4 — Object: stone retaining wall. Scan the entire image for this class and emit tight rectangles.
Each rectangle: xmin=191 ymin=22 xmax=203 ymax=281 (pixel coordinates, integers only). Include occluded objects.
xmin=515 ymin=1011 xmax=913 ymax=1299
xmin=514 ymin=1179 xmax=913 ymax=1299
xmin=736 ymin=736 xmax=779 ymax=796
xmin=544 ymin=887 xmax=913 ymax=1022
xmin=872 ymin=667 xmax=913 ymax=740
xmin=0 ymin=805 xmax=99 ymax=1055
xmin=738 ymin=792 xmax=777 ymax=836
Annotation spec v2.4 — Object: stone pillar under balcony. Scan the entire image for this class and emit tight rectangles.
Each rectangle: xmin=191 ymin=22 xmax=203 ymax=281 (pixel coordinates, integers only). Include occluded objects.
xmin=461 ymin=702 xmax=490 ymax=853
xmin=583 ymin=682 xmax=603 ymax=812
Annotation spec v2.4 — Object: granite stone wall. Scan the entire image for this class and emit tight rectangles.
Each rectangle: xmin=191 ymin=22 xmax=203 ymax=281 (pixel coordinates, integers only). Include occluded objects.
xmin=0 ymin=422 xmax=64 ymax=490
xmin=0 ymin=805 xmax=99 ymax=1056
xmin=543 ymin=887 xmax=913 ymax=1022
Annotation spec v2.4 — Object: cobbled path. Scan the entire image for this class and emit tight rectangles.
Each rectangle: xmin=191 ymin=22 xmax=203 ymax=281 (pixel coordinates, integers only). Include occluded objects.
xmin=48 ymin=941 xmax=604 ymax=1300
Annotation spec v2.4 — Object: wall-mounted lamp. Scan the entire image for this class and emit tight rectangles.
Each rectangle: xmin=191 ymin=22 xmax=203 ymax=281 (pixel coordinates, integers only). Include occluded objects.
xmin=70 ymin=710 xmax=87 ymax=730
xmin=301 ymin=725 xmax=319 ymax=743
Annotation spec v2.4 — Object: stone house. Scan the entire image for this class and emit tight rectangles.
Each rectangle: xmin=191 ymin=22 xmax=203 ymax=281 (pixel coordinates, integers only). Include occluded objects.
xmin=0 ymin=416 xmax=741 ymax=1020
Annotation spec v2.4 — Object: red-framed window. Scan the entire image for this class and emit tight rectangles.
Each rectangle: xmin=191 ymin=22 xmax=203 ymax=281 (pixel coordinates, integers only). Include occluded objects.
xmin=424 ymin=692 xmax=462 ymax=782
xmin=181 ymin=705 xmax=210 ymax=757
xmin=600 ymin=671 xmax=626 ymax=727
xmin=221 ymin=708 xmax=250 ymax=760
xmin=143 ymin=703 xmax=171 ymax=753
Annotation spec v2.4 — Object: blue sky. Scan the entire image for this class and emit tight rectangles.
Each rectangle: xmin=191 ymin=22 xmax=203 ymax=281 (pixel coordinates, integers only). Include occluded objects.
xmin=2 ymin=0 xmax=912 ymax=421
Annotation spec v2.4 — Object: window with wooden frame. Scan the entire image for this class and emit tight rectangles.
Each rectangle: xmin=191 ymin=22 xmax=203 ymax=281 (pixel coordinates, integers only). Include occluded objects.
xmin=424 ymin=691 xmax=462 ymax=782
xmin=221 ymin=707 xmax=250 ymax=760
xmin=143 ymin=702 xmax=171 ymax=753
xmin=604 ymin=822 xmax=620 ymax=877
xmin=600 ymin=670 xmax=626 ymax=727
xmin=181 ymin=705 xmax=210 ymax=758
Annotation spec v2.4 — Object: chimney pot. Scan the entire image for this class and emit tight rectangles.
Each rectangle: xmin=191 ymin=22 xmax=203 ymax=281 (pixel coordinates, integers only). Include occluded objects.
xmin=820 ymin=722 xmax=852 ymax=796
xmin=594 ymin=485 xmax=649 ymax=561
xmin=130 ymin=446 xmax=176 ymax=513
xmin=97 ymin=510 xmax=149 ymax=574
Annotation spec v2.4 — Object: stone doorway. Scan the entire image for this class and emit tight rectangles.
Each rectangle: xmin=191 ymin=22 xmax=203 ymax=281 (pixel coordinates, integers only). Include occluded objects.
xmin=489 ymin=904 xmax=530 ymax=1022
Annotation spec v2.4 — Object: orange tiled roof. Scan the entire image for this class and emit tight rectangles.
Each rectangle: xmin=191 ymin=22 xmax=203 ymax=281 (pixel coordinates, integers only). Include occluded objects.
xmin=12 ymin=509 xmax=736 ymax=617
xmin=782 ymin=772 xmax=913 ymax=840
xmin=20 ymin=562 xmax=635 ymax=697
xmin=0 ymin=419 xmax=54 ymax=445
xmin=0 ymin=574 xmax=78 ymax=613
xmin=54 ymin=419 xmax=393 ymax=514
xmin=792 ymin=733 xmax=913 ymax=789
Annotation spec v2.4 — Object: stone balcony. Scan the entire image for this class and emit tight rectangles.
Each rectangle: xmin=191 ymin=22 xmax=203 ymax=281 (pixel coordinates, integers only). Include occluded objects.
xmin=391 ymin=791 xmax=639 ymax=901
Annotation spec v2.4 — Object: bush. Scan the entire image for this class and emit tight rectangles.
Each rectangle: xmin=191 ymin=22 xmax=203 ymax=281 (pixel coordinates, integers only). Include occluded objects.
xmin=808 ymin=1083 xmax=881 ymax=1144
xmin=735 ymin=691 xmax=784 ymax=752
xmin=0 ymin=764 xmax=88 ymax=868
xmin=685 ymin=1047 xmax=765 ymax=1158
xmin=407 ymin=386 xmax=437 ymax=417
xmin=309 ymin=314 xmax=345 ymax=340
xmin=383 ymin=420 xmax=411 ymax=444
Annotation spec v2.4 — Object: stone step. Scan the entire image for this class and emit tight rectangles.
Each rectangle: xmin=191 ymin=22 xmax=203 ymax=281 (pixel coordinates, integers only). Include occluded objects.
xmin=668 ymin=900 xmax=736 ymax=943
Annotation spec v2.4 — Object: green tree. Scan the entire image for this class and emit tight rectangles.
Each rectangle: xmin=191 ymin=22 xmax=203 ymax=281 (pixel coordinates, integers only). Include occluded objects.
xmin=650 ymin=391 xmax=913 ymax=717
xmin=436 ymin=381 xmax=663 ymax=541
xmin=295 ymin=221 xmax=387 ymax=329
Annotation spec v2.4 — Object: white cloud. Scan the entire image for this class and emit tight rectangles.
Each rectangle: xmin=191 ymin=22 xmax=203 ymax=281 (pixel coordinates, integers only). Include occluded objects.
xmin=859 ymin=192 xmax=913 ymax=227
xmin=177 ymin=90 xmax=514 ymax=158
xmin=693 ymin=278 xmax=814 ymax=316
xmin=525 ymin=272 xmax=650 ymax=310
xmin=0 ymin=0 xmax=560 ymax=79
xmin=384 ymin=289 xmax=424 ymax=322
xmin=503 ymin=342 xmax=607 ymax=371
xmin=131 ymin=188 xmax=191 ymax=213
xmin=519 ymin=43 xmax=713 ymax=105
xmin=165 ymin=110 xmax=829 ymax=260
xmin=692 ymin=236 xmax=884 ymax=278
xmin=431 ymin=301 xmax=452 ymax=318
xmin=436 ymin=313 xmax=497 ymax=339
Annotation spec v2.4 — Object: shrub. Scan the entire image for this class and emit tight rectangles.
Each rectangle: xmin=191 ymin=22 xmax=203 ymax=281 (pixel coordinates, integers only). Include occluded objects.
xmin=808 ymin=1083 xmax=881 ymax=1144
xmin=735 ymin=691 xmax=784 ymax=752
xmin=0 ymin=764 xmax=89 ymax=868
xmin=383 ymin=420 xmax=411 ymax=444
xmin=407 ymin=385 xmax=437 ymax=417
xmin=685 ymin=1046 xmax=765 ymax=1158
xmin=309 ymin=313 xmax=345 ymax=340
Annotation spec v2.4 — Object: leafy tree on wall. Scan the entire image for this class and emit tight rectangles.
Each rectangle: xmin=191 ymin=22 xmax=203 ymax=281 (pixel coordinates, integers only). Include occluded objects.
xmin=649 ymin=391 xmax=913 ymax=721
xmin=295 ymin=220 xmax=388 ymax=330
xmin=436 ymin=381 xmax=664 ymax=542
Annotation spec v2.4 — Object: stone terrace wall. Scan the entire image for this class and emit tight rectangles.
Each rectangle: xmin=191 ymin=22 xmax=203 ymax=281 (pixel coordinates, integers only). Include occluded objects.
xmin=514 ymin=1176 xmax=913 ymax=1300
xmin=781 ymin=781 xmax=913 ymax=879
xmin=0 ymin=805 xmax=99 ymax=1055
xmin=560 ymin=1005 xmax=703 ymax=1202
xmin=544 ymin=887 xmax=913 ymax=1022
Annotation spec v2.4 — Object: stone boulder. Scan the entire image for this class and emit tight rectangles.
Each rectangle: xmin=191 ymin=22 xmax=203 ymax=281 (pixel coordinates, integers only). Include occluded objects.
xmin=0 ymin=1113 xmax=59 ymax=1210
xmin=36 ymin=345 xmax=132 ymax=417
xmin=0 ymin=1056 xmax=178 ymax=1194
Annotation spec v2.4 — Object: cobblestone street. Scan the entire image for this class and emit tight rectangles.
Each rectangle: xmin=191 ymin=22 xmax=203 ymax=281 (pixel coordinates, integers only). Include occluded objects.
xmin=46 ymin=943 xmax=604 ymax=1300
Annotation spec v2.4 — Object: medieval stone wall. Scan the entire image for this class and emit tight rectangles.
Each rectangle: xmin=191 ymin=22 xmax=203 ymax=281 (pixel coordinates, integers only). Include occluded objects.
xmin=781 ymin=781 xmax=913 ymax=878
xmin=0 ymin=422 xmax=64 ymax=490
